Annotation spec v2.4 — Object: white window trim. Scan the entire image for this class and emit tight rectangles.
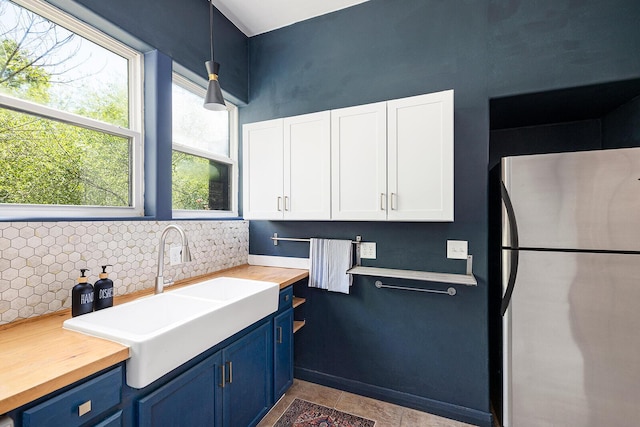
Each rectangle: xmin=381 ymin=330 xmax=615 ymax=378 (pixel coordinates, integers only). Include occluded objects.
xmin=0 ymin=0 xmax=144 ymax=219
xmin=172 ymin=73 xmax=239 ymax=219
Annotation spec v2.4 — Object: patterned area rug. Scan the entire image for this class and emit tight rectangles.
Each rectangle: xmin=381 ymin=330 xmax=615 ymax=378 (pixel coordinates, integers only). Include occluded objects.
xmin=274 ymin=398 xmax=375 ymax=427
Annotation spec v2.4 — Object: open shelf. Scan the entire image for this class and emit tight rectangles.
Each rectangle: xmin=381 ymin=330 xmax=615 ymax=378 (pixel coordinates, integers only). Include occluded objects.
xmin=293 ymin=320 xmax=306 ymax=334
xmin=347 ymin=265 xmax=477 ymax=286
xmin=293 ymin=296 xmax=306 ymax=308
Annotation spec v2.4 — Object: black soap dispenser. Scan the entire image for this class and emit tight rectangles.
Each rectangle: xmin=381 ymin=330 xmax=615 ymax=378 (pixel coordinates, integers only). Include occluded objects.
xmin=94 ymin=265 xmax=114 ymax=311
xmin=72 ymin=269 xmax=94 ymax=317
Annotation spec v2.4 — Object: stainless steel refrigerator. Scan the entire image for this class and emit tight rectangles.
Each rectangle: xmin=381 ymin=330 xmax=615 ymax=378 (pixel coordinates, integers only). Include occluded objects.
xmin=501 ymin=147 xmax=640 ymax=427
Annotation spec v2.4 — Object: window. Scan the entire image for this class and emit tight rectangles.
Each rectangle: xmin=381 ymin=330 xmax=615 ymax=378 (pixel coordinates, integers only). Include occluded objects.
xmin=172 ymin=73 xmax=238 ymax=218
xmin=0 ymin=0 xmax=143 ymax=218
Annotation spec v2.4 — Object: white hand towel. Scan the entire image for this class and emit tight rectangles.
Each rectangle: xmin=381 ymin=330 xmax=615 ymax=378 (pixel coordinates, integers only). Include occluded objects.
xmin=308 ymin=238 xmax=353 ymax=294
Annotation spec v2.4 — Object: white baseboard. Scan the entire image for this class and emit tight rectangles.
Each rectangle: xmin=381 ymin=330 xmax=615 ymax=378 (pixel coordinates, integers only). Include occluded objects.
xmin=248 ymin=255 xmax=309 ymax=270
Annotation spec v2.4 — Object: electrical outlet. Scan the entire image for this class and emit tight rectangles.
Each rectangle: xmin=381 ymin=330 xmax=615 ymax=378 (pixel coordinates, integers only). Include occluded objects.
xmin=447 ymin=240 xmax=468 ymax=260
xmin=169 ymin=245 xmax=182 ymax=266
xmin=360 ymin=242 xmax=377 ymax=259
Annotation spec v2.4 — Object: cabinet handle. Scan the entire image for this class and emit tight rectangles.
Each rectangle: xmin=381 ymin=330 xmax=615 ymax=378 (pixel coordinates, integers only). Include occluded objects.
xmin=380 ymin=193 xmax=386 ymax=211
xmin=227 ymin=361 xmax=233 ymax=384
xmin=277 ymin=196 xmax=282 ymax=211
xmin=391 ymin=193 xmax=397 ymax=210
xmin=277 ymin=326 xmax=283 ymax=344
xmin=78 ymin=400 xmax=92 ymax=417
xmin=220 ymin=364 xmax=226 ymax=388
xmin=284 ymin=196 xmax=289 ymax=211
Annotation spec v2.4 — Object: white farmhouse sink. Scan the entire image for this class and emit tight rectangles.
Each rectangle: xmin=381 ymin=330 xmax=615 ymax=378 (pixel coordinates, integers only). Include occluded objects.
xmin=63 ymin=277 xmax=279 ymax=388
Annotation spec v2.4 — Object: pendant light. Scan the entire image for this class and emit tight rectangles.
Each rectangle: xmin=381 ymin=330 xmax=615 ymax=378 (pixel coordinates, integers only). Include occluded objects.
xmin=204 ymin=0 xmax=226 ymax=110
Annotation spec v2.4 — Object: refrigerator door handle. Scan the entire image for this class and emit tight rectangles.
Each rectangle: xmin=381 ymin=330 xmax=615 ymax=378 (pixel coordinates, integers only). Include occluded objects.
xmin=501 ymin=181 xmax=520 ymax=316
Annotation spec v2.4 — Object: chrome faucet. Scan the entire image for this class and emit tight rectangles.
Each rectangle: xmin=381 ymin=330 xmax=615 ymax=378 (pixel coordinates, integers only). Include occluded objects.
xmin=155 ymin=224 xmax=192 ymax=294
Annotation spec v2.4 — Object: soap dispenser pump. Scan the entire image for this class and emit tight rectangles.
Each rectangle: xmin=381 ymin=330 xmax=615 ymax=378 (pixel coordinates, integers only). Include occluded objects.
xmin=72 ymin=269 xmax=94 ymax=317
xmin=94 ymin=265 xmax=114 ymax=311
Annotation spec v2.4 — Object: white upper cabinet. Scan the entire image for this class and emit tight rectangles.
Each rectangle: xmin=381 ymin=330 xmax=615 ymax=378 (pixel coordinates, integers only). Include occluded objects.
xmin=243 ymin=118 xmax=283 ymax=220
xmin=283 ymin=111 xmax=331 ymax=219
xmin=243 ymin=111 xmax=331 ymax=220
xmin=331 ymin=102 xmax=388 ymax=221
xmin=387 ymin=90 xmax=454 ymax=221
xmin=243 ymin=89 xmax=454 ymax=222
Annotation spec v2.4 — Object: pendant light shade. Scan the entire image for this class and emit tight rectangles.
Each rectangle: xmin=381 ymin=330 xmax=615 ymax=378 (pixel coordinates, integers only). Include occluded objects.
xmin=204 ymin=60 xmax=226 ymax=110
xmin=204 ymin=0 xmax=226 ymax=110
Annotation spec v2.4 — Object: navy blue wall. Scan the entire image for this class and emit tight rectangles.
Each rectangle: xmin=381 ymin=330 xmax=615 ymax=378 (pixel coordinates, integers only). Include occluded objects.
xmin=603 ymin=96 xmax=640 ymax=149
xmin=242 ymin=1 xmax=640 ymax=425
xmin=243 ymin=0 xmax=490 ymax=424
xmin=68 ymin=0 xmax=249 ymax=103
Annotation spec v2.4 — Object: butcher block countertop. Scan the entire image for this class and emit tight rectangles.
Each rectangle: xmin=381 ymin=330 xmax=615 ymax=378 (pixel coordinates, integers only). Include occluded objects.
xmin=0 ymin=264 xmax=308 ymax=414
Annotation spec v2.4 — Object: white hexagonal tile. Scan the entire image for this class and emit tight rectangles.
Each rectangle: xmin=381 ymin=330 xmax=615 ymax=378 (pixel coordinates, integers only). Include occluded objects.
xmin=18 ymin=286 xmax=33 ymax=298
xmin=18 ymin=306 xmax=34 ymax=318
xmin=18 ymin=266 xmax=35 ymax=279
xmin=2 ymin=308 xmax=18 ymax=323
xmin=34 ymin=302 xmax=49 ymax=315
xmin=3 ymin=227 xmax=19 ymax=240
xmin=49 ymin=300 xmax=62 ymax=311
xmin=4 ymin=268 xmax=19 ymax=281
xmin=3 ymin=287 xmax=18 ymax=301
xmin=41 ymin=292 xmax=55 ymax=304
xmin=27 ymin=294 xmax=40 ymax=306
xmin=18 ymin=246 xmax=35 ymax=259
xmin=19 ymin=227 xmax=35 ymax=239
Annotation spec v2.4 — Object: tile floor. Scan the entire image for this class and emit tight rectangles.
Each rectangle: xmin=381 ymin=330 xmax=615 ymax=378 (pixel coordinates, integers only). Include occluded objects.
xmin=257 ymin=379 xmax=477 ymax=427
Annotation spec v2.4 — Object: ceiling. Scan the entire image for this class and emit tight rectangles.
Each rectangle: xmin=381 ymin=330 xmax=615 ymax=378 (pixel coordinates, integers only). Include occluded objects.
xmin=212 ymin=0 xmax=370 ymax=37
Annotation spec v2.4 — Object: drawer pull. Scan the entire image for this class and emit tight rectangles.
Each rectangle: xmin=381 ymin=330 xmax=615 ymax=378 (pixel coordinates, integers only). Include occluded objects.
xmin=285 ymin=295 xmax=290 ymax=302
xmin=228 ymin=361 xmax=233 ymax=384
xmin=220 ymin=364 xmax=226 ymax=388
xmin=277 ymin=326 xmax=283 ymax=344
xmin=78 ymin=400 xmax=92 ymax=417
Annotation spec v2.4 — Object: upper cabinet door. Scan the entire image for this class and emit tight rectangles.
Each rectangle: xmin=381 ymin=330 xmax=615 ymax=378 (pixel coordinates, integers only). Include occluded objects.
xmin=387 ymin=90 xmax=454 ymax=221
xmin=242 ymin=119 xmax=284 ymax=220
xmin=331 ymin=102 xmax=388 ymax=220
xmin=283 ymin=111 xmax=331 ymax=220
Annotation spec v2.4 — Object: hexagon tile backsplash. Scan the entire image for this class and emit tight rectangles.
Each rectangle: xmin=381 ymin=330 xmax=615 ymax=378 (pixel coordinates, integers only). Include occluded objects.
xmin=0 ymin=220 xmax=249 ymax=325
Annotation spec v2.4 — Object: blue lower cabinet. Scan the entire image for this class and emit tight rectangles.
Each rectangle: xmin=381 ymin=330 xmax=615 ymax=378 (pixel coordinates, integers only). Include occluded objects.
xmin=137 ymin=352 xmax=222 ymax=427
xmin=221 ymin=322 xmax=273 ymax=427
xmin=92 ymin=410 xmax=123 ymax=427
xmin=22 ymin=367 xmax=122 ymax=427
xmin=274 ymin=308 xmax=294 ymax=400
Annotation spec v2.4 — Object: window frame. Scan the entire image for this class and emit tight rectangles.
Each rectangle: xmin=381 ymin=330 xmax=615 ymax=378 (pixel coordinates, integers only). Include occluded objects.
xmin=171 ymin=72 xmax=239 ymax=219
xmin=0 ymin=0 xmax=144 ymax=219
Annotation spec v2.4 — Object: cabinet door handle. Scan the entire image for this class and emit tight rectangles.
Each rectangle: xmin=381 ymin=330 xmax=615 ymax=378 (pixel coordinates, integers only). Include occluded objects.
xmin=78 ymin=400 xmax=92 ymax=417
xmin=220 ymin=364 xmax=226 ymax=388
xmin=391 ymin=193 xmax=397 ymax=210
xmin=380 ymin=193 xmax=386 ymax=211
xmin=227 ymin=361 xmax=233 ymax=384
xmin=277 ymin=326 xmax=283 ymax=344
xmin=284 ymin=196 xmax=289 ymax=211
xmin=277 ymin=196 xmax=282 ymax=211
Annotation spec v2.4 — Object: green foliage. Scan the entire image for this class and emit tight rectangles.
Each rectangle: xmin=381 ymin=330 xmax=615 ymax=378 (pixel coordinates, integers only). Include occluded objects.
xmin=172 ymin=151 xmax=229 ymax=211
xmin=0 ymin=35 xmax=130 ymax=207
xmin=172 ymin=151 xmax=212 ymax=210
xmin=0 ymin=108 xmax=130 ymax=206
xmin=0 ymin=38 xmax=51 ymax=102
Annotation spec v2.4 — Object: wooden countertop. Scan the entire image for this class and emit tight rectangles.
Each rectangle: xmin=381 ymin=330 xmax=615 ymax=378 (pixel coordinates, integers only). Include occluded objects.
xmin=0 ymin=264 xmax=308 ymax=414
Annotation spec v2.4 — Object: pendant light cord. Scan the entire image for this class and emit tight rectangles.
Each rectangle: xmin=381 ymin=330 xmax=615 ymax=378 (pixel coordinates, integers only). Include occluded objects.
xmin=209 ymin=0 xmax=214 ymax=63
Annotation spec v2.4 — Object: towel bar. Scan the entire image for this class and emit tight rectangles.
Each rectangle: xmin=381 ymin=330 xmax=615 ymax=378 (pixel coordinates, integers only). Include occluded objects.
xmin=271 ymin=233 xmax=361 ymax=246
xmin=374 ymin=280 xmax=457 ymax=296
xmin=271 ymin=233 xmax=363 ymax=266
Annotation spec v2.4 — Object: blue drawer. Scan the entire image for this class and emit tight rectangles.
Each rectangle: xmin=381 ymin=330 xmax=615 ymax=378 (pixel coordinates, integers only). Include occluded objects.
xmin=23 ymin=367 xmax=122 ymax=427
xmin=93 ymin=410 xmax=122 ymax=427
xmin=278 ymin=287 xmax=293 ymax=311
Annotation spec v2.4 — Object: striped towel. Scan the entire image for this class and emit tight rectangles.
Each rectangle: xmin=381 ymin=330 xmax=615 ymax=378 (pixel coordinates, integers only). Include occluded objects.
xmin=309 ymin=238 xmax=353 ymax=294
